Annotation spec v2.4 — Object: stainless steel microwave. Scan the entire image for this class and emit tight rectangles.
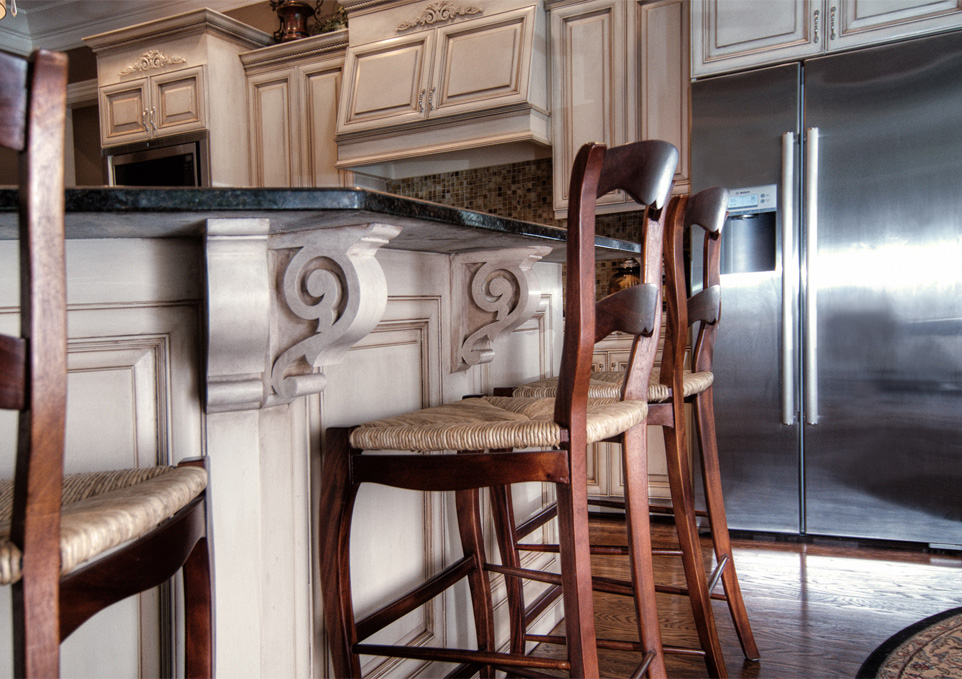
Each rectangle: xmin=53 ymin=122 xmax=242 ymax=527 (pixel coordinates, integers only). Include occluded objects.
xmin=105 ymin=131 xmax=210 ymax=187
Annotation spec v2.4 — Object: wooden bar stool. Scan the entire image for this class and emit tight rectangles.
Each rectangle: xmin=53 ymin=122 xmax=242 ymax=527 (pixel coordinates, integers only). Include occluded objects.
xmin=500 ymin=187 xmax=758 ymax=676
xmin=0 ymin=49 xmax=213 ymax=678
xmin=317 ymin=139 xmax=677 ymax=678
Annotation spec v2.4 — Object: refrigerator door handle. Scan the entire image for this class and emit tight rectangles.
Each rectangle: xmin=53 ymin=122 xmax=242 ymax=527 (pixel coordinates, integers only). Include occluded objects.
xmin=781 ymin=131 xmax=797 ymax=425
xmin=804 ymin=127 xmax=819 ymax=425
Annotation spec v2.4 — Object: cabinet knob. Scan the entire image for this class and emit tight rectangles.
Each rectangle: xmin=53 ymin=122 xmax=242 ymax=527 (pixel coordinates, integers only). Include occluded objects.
xmin=149 ymin=107 xmax=157 ymax=131
xmin=813 ymin=9 xmax=820 ymax=43
xmin=428 ymin=87 xmax=435 ymax=111
xmin=417 ymin=89 xmax=424 ymax=113
xmin=830 ymin=6 xmax=837 ymax=40
xmin=141 ymin=109 xmax=150 ymax=134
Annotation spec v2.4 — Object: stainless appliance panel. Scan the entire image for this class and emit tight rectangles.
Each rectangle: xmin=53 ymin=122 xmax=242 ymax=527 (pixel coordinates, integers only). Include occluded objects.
xmin=802 ymin=31 xmax=962 ymax=544
xmin=690 ymin=64 xmax=803 ymax=533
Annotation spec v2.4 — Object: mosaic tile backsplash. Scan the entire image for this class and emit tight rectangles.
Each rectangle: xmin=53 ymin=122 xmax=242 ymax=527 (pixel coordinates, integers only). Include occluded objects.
xmin=386 ymin=158 xmax=651 ymax=297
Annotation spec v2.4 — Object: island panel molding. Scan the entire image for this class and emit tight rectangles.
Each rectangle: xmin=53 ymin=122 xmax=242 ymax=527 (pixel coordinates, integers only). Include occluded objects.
xmin=452 ymin=246 xmax=550 ymax=371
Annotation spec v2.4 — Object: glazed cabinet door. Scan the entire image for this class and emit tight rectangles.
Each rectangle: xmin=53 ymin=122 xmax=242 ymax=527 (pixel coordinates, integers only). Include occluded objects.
xmin=637 ymin=0 xmax=690 ymax=195
xmin=828 ymin=0 xmax=962 ymax=50
xmin=300 ymin=64 xmax=350 ymax=187
xmin=337 ymin=31 xmax=434 ymax=134
xmin=549 ymin=0 xmax=629 ymax=215
xmin=150 ymin=65 xmax=206 ymax=136
xmin=431 ymin=5 xmax=539 ymax=118
xmin=691 ymin=0 xmax=823 ymax=76
xmin=100 ymin=78 xmax=150 ymax=145
xmin=247 ymin=67 xmax=299 ymax=187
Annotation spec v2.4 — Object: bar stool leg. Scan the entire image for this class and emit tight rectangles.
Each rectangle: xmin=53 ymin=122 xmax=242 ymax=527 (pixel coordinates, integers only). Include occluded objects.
xmin=490 ymin=484 xmax=528 ymax=655
xmin=555 ymin=444 xmax=601 ymax=678
xmin=621 ymin=425 xmax=668 ymax=678
xmin=663 ymin=412 xmax=727 ymax=678
xmin=695 ymin=387 xmax=760 ymax=660
xmin=454 ymin=485 xmax=496 ymax=678
xmin=318 ymin=427 xmax=363 ymax=678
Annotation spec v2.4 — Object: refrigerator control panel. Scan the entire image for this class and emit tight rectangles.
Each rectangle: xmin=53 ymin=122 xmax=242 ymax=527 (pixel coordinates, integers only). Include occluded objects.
xmin=726 ymin=184 xmax=777 ymax=215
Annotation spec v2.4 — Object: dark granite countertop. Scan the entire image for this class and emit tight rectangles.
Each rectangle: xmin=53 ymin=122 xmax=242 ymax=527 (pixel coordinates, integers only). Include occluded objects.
xmin=0 ymin=187 xmax=638 ymax=263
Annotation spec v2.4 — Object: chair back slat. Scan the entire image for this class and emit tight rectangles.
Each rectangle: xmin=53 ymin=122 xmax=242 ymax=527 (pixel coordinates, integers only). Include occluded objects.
xmin=595 ymin=283 xmax=660 ymax=342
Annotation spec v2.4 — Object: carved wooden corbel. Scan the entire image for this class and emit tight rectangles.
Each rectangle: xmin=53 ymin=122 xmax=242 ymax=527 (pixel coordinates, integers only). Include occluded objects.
xmin=204 ymin=219 xmax=399 ymax=412
xmin=452 ymin=246 xmax=550 ymax=372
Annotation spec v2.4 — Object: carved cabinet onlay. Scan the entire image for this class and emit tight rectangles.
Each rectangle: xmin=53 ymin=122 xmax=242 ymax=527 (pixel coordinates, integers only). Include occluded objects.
xmin=451 ymin=246 xmax=552 ymax=371
xmin=204 ymin=219 xmax=401 ymax=413
xmin=396 ymin=1 xmax=484 ymax=31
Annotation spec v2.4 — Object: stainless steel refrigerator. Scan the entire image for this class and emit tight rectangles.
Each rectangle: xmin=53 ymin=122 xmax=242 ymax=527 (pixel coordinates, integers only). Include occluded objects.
xmin=690 ymin=29 xmax=962 ymax=546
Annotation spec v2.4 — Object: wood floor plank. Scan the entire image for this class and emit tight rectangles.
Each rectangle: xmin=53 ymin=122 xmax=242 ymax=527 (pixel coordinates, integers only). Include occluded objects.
xmin=534 ymin=518 xmax=962 ymax=678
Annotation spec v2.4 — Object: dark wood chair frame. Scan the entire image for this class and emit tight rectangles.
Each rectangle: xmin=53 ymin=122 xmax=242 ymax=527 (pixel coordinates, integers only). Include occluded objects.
xmin=494 ymin=187 xmax=759 ymax=678
xmin=318 ymin=139 xmax=677 ymax=679
xmin=1 ymin=48 xmax=213 ymax=678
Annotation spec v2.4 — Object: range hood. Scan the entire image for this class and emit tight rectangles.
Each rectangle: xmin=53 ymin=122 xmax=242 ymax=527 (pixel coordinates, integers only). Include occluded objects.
xmin=334 ymin=0 xmax=550 ymax=180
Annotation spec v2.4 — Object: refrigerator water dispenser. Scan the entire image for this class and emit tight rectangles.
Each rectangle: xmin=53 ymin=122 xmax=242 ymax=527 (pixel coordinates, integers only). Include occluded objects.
xmin=720 ymin=184 xmax=777 ymax=275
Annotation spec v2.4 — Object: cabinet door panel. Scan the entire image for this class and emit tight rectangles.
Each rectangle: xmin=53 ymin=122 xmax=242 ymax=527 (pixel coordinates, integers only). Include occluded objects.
xmin=248 ymin=69 xmax=297 ymax=187
xmin=151 ymin=66 xmax=206 ymax=134
xmin=100 ymin=79 xmax=149 ymax=145
xmin=638 ymin=0 xmax=690 ymax=194
xmin=301 ymin=66 xmax=347 ymax=187
xmin=433 ymin=6 xmax=535 ymax=116
xmin=339 ymin=33 xmax=432 ymax=133
xmin=830 ymin=0 xmax=962 ymax=50
xmin=550 ymin=1 xmax=627 ymax=213
xmin=692 ymin=0 xmax=823 ymax=76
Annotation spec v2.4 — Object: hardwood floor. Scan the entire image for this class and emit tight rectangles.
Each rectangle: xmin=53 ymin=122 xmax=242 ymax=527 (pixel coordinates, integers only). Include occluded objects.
xmin=536 ymin=516 xmax=962 ymax=678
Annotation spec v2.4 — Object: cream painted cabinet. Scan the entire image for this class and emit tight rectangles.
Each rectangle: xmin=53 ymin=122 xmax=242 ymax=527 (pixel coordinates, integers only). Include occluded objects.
xmin=548 ymin=0 xmax=690 ymax=217
xmin=692 ymin=0 xmax=962 ymax=76
xmin=242 ymin=30 xmax=352 ymax=188
xmin=85 ymin=9 xmax=271 ymax=186
xmin=100 ymin=66 xmax=206 ymax=145
xmin=339 ymin=5 xmax=541 ymax=133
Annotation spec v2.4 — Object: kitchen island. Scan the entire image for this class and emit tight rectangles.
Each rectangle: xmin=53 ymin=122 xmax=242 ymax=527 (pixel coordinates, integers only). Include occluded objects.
xmin=0 ymin=187 xmax=636 ymax=678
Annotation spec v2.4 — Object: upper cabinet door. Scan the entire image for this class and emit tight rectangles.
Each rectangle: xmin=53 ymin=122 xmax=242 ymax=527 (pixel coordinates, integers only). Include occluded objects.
xmin=100 ymin=78 xmax=150 ymax=145
xmin=338 ymin=32 xmax=434 ymax=134
xmin=549 ymin=0 xmax=629 ymax=213
xmin=692 ymin=0 xmax=823 ymax=76
xmin=431 ymin=5 xmax=538 ymax=118
xmin=150 ymin=66 xmax=206 ymax=136
xmin=828 ymin=0 xmax=962 ymax=50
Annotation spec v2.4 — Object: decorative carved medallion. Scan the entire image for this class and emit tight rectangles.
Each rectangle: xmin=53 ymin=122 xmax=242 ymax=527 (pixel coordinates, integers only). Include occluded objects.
xmin=119 ymin=50 xmax=187 ymax=76
xmin=396 ymin=1 xmax=482 ymax=32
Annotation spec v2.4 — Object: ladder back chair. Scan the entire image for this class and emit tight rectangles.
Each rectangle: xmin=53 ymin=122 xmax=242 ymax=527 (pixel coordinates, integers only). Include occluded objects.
xmin=318 ymin=139 xmax=677 ymax=678
xmin=502 ymin=187 xmax=758 ymax=676
xmin=0 ymin=48 xmax=213 ymax=678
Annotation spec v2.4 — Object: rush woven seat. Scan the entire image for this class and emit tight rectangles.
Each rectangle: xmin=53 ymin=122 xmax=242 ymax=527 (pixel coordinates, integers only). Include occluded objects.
xmin=350 ymin=396 xmax=649 ymax=452
xmin=318 ymin=139 xmax=678 ymax=679
xmin=0 ymin=467 xmax=208 ymax=585
xmin=0 ymin=48 xmax=212 ymax=678
xmin=512 ymin=370 xmax=714 ymax=402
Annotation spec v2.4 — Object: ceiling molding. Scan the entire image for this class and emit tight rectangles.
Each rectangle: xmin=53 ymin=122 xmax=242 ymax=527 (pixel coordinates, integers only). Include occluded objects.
xmin=0 ymin=0 xmax=257 ymax=54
